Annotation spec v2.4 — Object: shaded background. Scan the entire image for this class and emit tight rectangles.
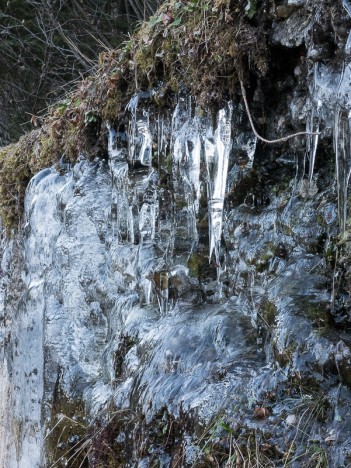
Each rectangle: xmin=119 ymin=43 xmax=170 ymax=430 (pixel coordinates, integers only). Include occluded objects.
xmin=0 ymin=0 xmax=160 ymax=144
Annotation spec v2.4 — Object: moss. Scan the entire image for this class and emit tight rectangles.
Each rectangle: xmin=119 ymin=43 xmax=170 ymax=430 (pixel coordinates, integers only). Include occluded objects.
xmin=250 ymin=242 xmax=275 ymax=272
xmin=325 ymin=240 xmax=338 ymax=265
xmin=101 ymin=88 xmax=124 ymax=122
xmin=193 ymin=418 xmax=283 ymax=467
xmin=273 ymin=339 xmax=298 ymax=368
xmin=226 ymin=170 xmax=261 ymax=208
xmin=296 ymin=297 xmax=331 ymax=333
xmin=187 ymin=252 xmax=211 ymax=279
xmin=0 ymin=135 xmax=35 ymax=233
xmin=260 ymin=299 xmax=277 ymax=327
xmin=134 ymin=47 xmax=155 ymax=76
xmin=256 ymin=251 xmax=274 ymax=272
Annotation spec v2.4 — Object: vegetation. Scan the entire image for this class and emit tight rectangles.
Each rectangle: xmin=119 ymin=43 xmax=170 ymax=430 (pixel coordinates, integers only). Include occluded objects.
xmin=191 ymin=417 xmax=279 ymax=467
xmin=189 ymin=387 xmax=331 ymax=467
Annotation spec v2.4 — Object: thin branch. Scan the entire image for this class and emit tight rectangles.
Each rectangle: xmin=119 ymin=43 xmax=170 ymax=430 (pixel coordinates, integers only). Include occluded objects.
xmin=239 ymin=78 xmax=320 ymax=144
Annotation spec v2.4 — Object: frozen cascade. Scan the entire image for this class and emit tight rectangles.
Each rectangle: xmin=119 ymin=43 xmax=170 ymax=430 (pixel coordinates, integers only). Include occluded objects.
xmin=1 ymin=93 xmax=239 ymax=462
xmin=171 ymin=98 xmax=233 ymax=268
xmin=0 ymin=169 xmax=70 ymax=467
xmin=0 ymin=96 xmax=239 ymax=465
xmin=306 ymin=55 xmax=351 ymax=233
xmin=0 ymin=160 xmax=120 ymax=467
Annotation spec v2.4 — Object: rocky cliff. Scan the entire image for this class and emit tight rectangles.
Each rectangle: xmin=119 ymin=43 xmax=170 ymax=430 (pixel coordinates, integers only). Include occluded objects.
xmin=2 ymin=0 xmax=351 ymax=466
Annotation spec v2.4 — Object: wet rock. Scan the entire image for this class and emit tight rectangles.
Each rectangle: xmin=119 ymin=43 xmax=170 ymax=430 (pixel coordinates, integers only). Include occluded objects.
xmin=275 ymin=243 xmax=288 ymax=259
xmin=276 ymin=5 xmax=298 ymax=19
xmin=307 ymin=45 xmax=332 ymax=61
xmin=323 ymin=203 xmax=337 ymax=225
xmin=335 ymin=341 xmax=351 ymax=387
xmin=299 ymin=179 xmax=318 ymax=198
xmin=288 ymin=0 xmax=305 ymax=5
xmin=272 ymin=11 xmax=308 ymax=47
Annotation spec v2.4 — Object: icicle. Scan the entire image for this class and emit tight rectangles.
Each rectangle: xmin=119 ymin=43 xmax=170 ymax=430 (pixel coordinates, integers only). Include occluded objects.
xmin=171 ymin=99 xmax=202 ymax=249
xmin=127 ymin=94 xmax=140 ymax=163
xmin=184 ymin=122 xmax=202 ymax=250
xmin=127 ymin=92 xmax=154 ymax=166
xmin=139 ymin=195 xmax=158 ymax=244
xmin=334 ymin=107 xmax=351 ymax=236
xmin=299 ymin=64 xmax=321 ymax=198
xmin=108 ymin=125 xmax=133 ymax=243
xmin=159 ymin=114 xmax=169 ymax=161
xmin=306 ymin=65 xmax=321 ymax=184
xmin=343 ymin=0 xmax=351 ymax=55
xmin=205 ymin=103 xmax=233 ymax=272
xmin=186 ymin=130 xmax=201 ymax=209
xmin=107 ymin=121 xmax=127 ymax=158
xmin=107 ymin=122 xmax=118 ymax=157
xmin=306 ymin=105 xmax=320 ymax=185
xmin=137 ymin=111 xmax=153 ymax=166
xmin=150 ymin=264 xmax=169 ymax=315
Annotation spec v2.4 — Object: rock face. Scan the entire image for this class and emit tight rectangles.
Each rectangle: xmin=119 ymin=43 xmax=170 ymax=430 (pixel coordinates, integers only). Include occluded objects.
xmin=2 ymin=1 xmax=351 ymax=467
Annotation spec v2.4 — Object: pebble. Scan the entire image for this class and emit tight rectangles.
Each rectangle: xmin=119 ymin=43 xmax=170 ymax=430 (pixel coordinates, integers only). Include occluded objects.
xmin=285 ymin=414 xmax=297 ymax=426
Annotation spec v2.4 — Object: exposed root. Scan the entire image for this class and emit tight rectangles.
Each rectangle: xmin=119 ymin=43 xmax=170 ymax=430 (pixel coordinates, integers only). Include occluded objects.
xmin=239 ymin=79 xmax=320 ymax=144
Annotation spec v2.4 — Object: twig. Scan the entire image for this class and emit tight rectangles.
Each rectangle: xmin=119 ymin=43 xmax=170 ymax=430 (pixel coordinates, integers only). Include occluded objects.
xmin=239 ymin=79 xmax=320 ymax=144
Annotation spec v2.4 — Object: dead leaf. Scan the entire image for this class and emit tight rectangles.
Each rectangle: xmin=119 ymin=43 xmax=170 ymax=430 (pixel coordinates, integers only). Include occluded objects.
xmin=325 ymin=431 xmax=337 ymax=444
xmin=254 ymin=407 xmax=269 ymax=419
xmin=142 ymin=35 xmax=153 ymax=45
xmin=261 ymin=443 xmax=273 ymax=452
xmin=162 ymin=11 xmax=174 ymax=26
xmin=30 ymin=114 xmax=39 ymax=127
xmin=52 ymin=119 xmax=62 ymax=136
xmin=225 ymin=9 xmax=233 ymax=22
